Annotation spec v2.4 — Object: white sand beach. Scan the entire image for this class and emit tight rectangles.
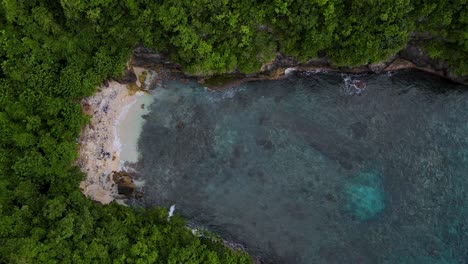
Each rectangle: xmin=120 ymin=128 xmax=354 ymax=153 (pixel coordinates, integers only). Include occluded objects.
xmin=78 ymin=68 xmax=155 ymax=204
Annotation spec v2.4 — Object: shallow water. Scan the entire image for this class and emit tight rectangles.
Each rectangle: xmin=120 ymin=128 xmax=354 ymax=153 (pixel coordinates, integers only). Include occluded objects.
xmin=138 ymin=70 xmax=468 ymax=263
xmin=116 ymin=92 xmax=154 ymax=165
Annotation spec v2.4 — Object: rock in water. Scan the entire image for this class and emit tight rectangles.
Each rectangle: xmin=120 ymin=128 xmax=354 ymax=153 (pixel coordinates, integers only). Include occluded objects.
xmin=345 ymin=171 xmax=385 ymax=221
xmin=112 ymin=171 xmax=136 ymax=196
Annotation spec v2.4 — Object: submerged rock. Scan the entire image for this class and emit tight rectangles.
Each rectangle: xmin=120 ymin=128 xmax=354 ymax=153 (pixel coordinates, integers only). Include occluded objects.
xmin=345 ymin=171 xmax=385 ymax=221
xmin=176 ymin=121 xmax=185 ymax=130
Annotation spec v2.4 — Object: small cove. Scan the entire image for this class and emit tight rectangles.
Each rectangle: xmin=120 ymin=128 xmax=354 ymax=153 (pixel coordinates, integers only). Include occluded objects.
xmin=136 ymin=70 xmax=468 ymax=263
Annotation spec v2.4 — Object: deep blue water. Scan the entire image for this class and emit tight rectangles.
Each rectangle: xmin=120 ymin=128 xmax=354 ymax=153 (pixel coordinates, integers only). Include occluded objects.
xmin=138 ymin=70 xmax=468 ymax=264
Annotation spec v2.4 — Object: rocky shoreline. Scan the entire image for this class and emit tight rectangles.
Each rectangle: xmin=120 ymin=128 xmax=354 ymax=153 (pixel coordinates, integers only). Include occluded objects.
xmin=79 ymin=43 xmax=466 ymax=204
xmin=132 ymin=42 xmax=467 ymax=90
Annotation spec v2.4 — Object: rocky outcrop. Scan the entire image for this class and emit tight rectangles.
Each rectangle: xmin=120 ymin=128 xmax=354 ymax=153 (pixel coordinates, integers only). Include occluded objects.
xmin=128 ymin=44 xmax=467 ymax=90
xmin=132 ymin=52 xmax=164 ymax=68
xmin=269 ymin=42 xmax=466 ymax=85
xmin=368 ymin=61 xmax=390 ymax=73
xmin=384 ymin=58 xmax=416 ymax=71
xmin=399 ymin=41 xmax=446 ymax=70
xmin=112 ymin=171 xmax=136 ymax=197
xmin=132 ymin=45 xmax=180 ymax=69
xmin=117 ymin=68 xmax=137 ymax=84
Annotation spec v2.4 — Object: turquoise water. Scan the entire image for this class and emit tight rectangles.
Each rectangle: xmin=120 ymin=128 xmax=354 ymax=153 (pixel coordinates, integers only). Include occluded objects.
xmin=138 ymin=70 xmax=468 ymax=263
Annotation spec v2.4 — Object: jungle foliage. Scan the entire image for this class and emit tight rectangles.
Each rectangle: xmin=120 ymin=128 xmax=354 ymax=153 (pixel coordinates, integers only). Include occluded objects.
xmin=0 ymin=0 xmax=466 ymax=263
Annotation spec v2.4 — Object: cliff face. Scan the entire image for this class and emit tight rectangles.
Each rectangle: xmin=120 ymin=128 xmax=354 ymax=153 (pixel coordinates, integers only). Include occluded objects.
xmin=130 ymin=44 xmax=468 ymax=90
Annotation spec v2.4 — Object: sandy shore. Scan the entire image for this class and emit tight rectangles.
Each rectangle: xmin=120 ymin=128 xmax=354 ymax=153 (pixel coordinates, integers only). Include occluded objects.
xmin=78 ymin=67 xmax=155 ymax=204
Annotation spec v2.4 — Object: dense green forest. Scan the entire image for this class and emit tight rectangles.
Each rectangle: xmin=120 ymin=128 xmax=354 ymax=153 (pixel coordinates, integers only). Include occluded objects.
xmin=0 ymin=0 xmax=466 ymax=263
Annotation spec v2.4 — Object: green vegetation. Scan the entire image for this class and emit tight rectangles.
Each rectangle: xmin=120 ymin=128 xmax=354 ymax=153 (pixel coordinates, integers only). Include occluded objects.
xmin=0 ymin=0 xmax=466 ymax=263
xmin=413 ymin=0 xmax=468 ymax=75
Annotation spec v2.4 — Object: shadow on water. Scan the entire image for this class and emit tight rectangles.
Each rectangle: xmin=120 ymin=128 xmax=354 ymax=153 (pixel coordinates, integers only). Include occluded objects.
xmin=137 ymin=70 xmax=468 ymax=264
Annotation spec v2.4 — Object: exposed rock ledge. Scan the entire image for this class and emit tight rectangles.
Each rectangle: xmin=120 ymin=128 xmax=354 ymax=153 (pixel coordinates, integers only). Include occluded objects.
xmin=131 ymin=42 xmax=467 ymax=90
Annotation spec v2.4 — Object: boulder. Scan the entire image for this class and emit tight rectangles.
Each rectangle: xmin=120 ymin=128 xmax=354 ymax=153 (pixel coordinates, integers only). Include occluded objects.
xmin=267 ymin=67 xmax=285 ymax=79
xmin=354 ymin=80 xmax=365 ymax=89
xmin=275 ymin=54 xmax=297 ymax=68
xmin=176 ymin=121 xmax=185 ymax=130
xmin=368 ymin=62 xmax=387 ymax=73
xmin=399 ymin=41 xmax=447 ymax=71
xmin=117 ymin=68 xmax=137 ymax=84
xmin=304 ymin=57 xmax=329 ymax=67
xmin=384 ymin=58 xmax=415 ymax=71
xmin=112 ymin=171 xmax=136 ymax=196
xmin=399 ymin=42 xmax=430 ymax=67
